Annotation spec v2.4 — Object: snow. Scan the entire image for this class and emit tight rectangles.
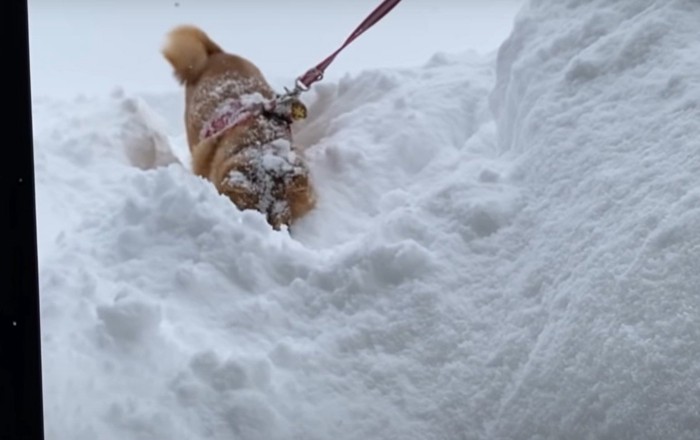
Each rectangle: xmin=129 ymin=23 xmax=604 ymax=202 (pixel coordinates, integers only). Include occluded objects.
xmin=31 ymin=0 xmax=700 ymax=439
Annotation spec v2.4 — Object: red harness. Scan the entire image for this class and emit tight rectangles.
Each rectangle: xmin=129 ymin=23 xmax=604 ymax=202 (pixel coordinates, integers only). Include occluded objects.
xmin=200 ymin=97 xmax=290 ymax=141
xmin=201 ymin=100 xmax=250 ymax=140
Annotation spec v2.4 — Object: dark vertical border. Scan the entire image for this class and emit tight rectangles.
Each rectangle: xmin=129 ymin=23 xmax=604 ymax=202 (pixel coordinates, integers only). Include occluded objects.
xmin=1 ymin=0 xmax=45 ymax=439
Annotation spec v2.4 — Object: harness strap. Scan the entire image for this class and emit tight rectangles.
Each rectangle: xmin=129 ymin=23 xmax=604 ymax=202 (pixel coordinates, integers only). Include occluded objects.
xmin=200 ymin=97 xmax=304 ymax=141
xmin=200 ymin=104 xmax=255 ymax=140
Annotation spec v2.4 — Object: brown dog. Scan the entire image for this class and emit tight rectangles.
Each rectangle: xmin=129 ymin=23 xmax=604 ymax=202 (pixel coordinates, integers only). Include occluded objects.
xmin=161 ymin=25 xmax=315 ymax=229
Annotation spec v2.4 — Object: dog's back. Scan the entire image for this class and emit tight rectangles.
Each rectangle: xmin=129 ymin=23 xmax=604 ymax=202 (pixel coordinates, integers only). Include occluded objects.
xmin=162 ymin=25 xmax=276 ymax=148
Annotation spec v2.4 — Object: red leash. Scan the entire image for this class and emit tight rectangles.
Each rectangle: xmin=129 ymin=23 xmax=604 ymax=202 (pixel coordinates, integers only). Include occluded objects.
xmin=295 ymin=0 xmax=403 ymax=91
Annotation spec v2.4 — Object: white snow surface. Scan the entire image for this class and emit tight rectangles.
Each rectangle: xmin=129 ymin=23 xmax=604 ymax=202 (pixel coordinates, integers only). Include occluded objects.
xmin=33 ymin=1 xmax=700 ymax=439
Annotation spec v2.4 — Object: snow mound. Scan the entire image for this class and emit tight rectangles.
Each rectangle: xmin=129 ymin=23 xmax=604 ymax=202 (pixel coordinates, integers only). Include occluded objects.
xmin=488 ymin=0 xmax=700 ymax=438
xmin=37 ymin=51 xmax=521 ymax=440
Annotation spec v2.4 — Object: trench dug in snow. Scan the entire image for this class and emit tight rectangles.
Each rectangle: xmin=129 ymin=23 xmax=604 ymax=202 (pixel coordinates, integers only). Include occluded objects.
xmin=35 ymin=1 xmax=700 ymax=439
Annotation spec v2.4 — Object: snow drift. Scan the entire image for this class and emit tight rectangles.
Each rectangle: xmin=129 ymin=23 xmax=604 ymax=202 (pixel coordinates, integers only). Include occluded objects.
xmin=35 ymin=0 xmax=700 ymax=439
xmin=487 ymin=0 xmax=700 ymax=438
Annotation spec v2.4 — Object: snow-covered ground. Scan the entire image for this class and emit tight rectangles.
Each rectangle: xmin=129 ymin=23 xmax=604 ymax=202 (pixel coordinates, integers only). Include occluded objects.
xmin=31 ymin=1 xmax=700 ymax=439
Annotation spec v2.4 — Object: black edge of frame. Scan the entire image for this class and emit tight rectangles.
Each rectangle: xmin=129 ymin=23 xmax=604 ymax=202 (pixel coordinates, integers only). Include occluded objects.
xmin=2 ymin=0 xmax=46 ymax=439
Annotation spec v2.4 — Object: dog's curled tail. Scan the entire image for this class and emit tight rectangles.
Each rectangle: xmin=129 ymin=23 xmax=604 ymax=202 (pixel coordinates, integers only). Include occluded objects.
xmin=161 ymin=25 xmax=222 ymax=84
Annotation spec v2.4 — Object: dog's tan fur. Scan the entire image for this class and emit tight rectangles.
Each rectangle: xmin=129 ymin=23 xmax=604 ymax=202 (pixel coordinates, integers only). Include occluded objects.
xmin=162 ymin=24 xmax=315 ymax=229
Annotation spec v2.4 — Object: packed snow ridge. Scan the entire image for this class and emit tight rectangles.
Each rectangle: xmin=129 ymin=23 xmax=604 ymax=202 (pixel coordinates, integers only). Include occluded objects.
xmin=35 ymin=0 xmax=699 ymax=439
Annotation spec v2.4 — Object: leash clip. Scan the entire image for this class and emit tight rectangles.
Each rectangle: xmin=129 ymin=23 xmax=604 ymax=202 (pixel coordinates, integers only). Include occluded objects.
xmin=272 ymin=86 xmax=308 ymax=123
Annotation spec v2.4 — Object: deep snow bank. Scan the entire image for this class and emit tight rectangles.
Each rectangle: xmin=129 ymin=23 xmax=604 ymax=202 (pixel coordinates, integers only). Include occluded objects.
xmin=37 ymin=52 xmax=524 ymax=440
xmin=488 ymin=0 xmax=700 ymax=438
